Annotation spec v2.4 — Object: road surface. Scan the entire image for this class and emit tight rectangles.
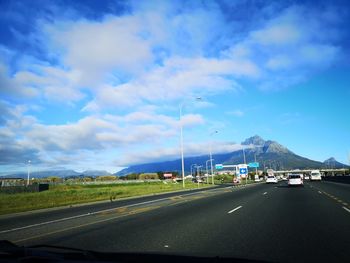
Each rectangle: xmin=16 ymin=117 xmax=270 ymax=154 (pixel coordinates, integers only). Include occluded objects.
xmin=1 ymin=181 xmax=349 ymax=262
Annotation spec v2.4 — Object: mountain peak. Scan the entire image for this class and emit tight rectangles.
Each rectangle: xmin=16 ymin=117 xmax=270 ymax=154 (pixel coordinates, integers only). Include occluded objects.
xmin=324 ymin=157 xmax=337 ymax=163
xmin=262 ymin=140 xmax=291 ymax=154
xmin=242 ymin=135 xmax=265 ymax=146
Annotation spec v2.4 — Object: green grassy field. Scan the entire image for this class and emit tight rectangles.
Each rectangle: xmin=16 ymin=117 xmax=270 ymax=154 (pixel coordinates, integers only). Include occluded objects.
xmin=0 ymin=181 xmax=210 ymax=215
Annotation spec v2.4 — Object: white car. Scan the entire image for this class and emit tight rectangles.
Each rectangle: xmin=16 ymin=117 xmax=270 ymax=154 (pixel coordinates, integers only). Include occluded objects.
xmin=310 ymin=170 xmax=322 ymax=181
xmin=288 ymin=174 xmax=303 ymax=186
xmin=266 ymin=175 xmax=278 ymax=184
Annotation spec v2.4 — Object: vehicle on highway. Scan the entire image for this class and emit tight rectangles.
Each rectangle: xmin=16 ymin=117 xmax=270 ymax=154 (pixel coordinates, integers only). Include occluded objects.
xmin=310 ymin=170 xmax=322 ymax=181
xmin=288 ymin=174 xmax=303 ymax=186
xmin=304 ymin=175 xmax=310 ymax=180
xmin=266 ymin=175 xmax=278 ymax=184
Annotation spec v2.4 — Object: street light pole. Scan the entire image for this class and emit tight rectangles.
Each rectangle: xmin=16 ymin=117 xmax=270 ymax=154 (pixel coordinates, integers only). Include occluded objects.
xmin=179 ymin=103 xmax=185 ymax=188
xmin=27 ymin=160 xmax=31 ymax=186
xmin=210 ymin=131 xmax=218 ymax=185
xmin=206 ymin=160 xmax=209 ymax=183
xmin=243 ymin=147 xmax=246 ymax=164
xmin=242 ymin=148 xmax=247 ymax=184
xmin=205 ymin=159 xmax=213 ymax=184
xmin=179 ymin=97 xmax=202 ymax=188
xmin=254 ymin=153 xmax=258 ymax=180
xmin=190 ymin=164 xmax=197 ymax=179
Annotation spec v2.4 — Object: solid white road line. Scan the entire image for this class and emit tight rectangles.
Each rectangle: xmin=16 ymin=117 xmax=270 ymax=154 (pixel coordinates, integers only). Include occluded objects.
xmin=342 ymin=206 xmax=350 ymax=213
xmin=228 ymin=205 xmax=242 ymax=214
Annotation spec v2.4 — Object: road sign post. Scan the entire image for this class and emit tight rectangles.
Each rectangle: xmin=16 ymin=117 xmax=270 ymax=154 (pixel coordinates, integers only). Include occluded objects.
xmin=238 ymin=164 xmax=248 ymax=184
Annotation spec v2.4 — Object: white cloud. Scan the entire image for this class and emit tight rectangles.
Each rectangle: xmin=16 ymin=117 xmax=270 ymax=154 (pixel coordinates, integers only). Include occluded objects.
xmin=1 ymin=102 xmax=205 ymax=164
xmin=0 ymin=63 xmax=38 ymax=98
xmin=251 ymin=24 xmax=301 ymax=46
xmin=14 ymin=65 xmax=86 ymax=102
xmin=46 ymin=16 xmax=154 ymax=85
xmin=82 ymin=56 xmax=253 ymax=110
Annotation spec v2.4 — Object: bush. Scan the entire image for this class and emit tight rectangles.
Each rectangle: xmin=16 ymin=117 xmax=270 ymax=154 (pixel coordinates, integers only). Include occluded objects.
xmin=96 ymin=175 xmax=117 ymax=181
xmin=139 ymin=173 xmax=159 ymax=180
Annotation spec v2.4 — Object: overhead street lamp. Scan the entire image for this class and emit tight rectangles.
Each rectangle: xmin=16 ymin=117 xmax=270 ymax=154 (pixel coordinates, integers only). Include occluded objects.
xmin=179 ymin=97 xmax=202 ymax=188
xmin=27 ymin=160 xmax=31 ymax=186
xmin=209 ymin=130 xmax=218 ymax=185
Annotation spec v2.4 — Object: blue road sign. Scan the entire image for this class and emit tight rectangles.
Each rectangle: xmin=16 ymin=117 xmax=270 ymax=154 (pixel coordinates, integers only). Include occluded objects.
xmin=239 ymin=168 xmax=248 ymax=175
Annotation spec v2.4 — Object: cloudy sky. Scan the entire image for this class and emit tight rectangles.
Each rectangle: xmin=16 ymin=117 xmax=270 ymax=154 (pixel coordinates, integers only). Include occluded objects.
xmin=1 ymin=0 xmax=349 ymax=173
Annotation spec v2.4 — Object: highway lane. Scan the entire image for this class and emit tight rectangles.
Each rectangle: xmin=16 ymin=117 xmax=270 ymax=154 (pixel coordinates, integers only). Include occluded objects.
xmin=0 ymin=184 xmax=227 ymax=232
xmin=307 ymin=180 xmax=350 ymax=210
xmin=2 ymin=181 xmax=350 ymax=262
xmin=0 ymin=183 xmax=263 ymax=242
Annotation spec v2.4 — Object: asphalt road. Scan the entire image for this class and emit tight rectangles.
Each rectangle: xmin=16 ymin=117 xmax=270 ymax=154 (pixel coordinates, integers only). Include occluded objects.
xmin=1 ymin=181 xmax=349 ymax=262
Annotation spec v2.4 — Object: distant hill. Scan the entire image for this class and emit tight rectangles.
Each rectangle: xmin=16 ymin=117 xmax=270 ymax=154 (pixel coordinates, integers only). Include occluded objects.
xmin=0 ymin=169 xmax=82 ymax=179
xmin=0 ymin=169 xmax=116 ymax=179
xmin=323 ymin=157 xmax=348 ymax=169
xmin=81 ymin=170 xmax=111 ymax=176
xmin=116 ymin=135 xmax=349 ymax=175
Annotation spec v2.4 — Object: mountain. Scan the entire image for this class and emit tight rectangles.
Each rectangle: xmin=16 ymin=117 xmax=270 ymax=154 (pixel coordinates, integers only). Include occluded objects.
xmin=0 ymin=169 xmax=82 ymax=179
xmin=1 ymin=169 xmax=115 ymax=179
xmin=242 ymin=135 xmax=265 ymax=146
xmin=82 ymin=170 xmax=111 ymax=176
xmin=116 ymin=135 xmax=349 ymax=175
xmin=323 ymin=157 xmax=348 ymax=168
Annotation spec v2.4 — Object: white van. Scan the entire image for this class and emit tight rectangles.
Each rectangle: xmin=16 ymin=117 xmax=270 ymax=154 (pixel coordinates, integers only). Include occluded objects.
xmin=310 ymin=170 xmax=322 ymax=181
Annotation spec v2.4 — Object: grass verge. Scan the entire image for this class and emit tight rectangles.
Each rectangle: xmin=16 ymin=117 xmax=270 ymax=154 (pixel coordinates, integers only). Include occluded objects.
xmin=0 ymin=181 xmax=210 ymax=215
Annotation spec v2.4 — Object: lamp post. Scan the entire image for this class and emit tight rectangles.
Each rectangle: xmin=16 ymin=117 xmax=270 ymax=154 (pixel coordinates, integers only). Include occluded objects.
xmin=179 ymin=97 xmax=202 ymax=188
xmin=205 ymin=159 xmax=213 ymax=184
xmin=209 ymin=131 xmax=218 ymax=185
xmin=242 ymin=147 xmax=246 ymax=164
xmin=27 ymin=160 xmax=31 ymax=186
xmin=242 ymin=147 xmax=247 ymax=184
xmin=190 ymin=164 xmax=197 ymax=179
xmin=196 ymin=165 xmax=202 ymax=188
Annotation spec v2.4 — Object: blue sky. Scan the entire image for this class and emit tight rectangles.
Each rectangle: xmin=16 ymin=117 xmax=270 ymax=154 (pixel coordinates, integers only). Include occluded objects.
xmin=0 ymin=0 xmax=349 ymax=173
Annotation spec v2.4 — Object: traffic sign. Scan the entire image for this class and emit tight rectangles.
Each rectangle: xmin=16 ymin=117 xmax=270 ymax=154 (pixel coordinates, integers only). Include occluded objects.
xmin=215 ymin=164 xmax=223 ymax=170
xmin=239 ymin=168 xmax=248 ymax=175
xmin=248 ymin=162 xmax=259 ymax=168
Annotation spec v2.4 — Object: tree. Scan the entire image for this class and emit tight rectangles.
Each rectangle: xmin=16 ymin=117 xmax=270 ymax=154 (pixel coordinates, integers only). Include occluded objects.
xmin=96 ymin=175 xmax=117 ymax=181
xmin=139 ymin=173 xmax=159 ymax=180
xmin=125 ymin=173 xmax=139 ymax=180
xmin=46 ymin=176 xmax=62 ymax=183
xmin=157 ymin=171 xmax=164 ymax=180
